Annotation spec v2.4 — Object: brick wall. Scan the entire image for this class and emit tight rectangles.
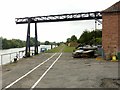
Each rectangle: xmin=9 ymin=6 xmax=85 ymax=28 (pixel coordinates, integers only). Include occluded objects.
xmin=118 ymin=13 xmax=120 ymax=51
xmin=102 ymin=12 xmax=120 ymax=54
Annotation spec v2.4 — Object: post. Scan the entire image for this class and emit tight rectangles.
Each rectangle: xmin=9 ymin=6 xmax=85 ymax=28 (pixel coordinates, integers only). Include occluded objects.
xmin=1 ymin=55 xmax=2 ymax=65
xmin=51 ymin=44 xmax=53 ymax=49
xmin=10 ymin=53 xmax=12 ymax=63
xmin=95 ymin=19 xmax=97 ymax=46
xmin=25 ymin=18 xmax=31 ymax=57
xmin=19 ymin=51 xmax=20 ymax=59
xmin=35 ymin=23 xmax=38 ymax=55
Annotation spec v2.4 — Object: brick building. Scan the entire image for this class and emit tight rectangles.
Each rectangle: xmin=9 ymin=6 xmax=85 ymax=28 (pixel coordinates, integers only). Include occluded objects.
xmin=102 ymin=1 xmax=120 ymax=55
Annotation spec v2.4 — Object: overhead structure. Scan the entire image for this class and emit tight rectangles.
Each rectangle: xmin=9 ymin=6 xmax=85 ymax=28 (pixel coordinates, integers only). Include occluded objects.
xmin=15 ymin=11 xmax=102 ymax=57
xmin=15 ymin=11 xmax=102 ymax=24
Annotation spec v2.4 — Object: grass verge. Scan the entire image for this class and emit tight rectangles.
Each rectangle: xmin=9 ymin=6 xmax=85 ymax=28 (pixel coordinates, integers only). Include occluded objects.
xmin=63 ymin=45 xmax=75 ymax=53
xmin=46 ymin=44 xmax=75 ymax=53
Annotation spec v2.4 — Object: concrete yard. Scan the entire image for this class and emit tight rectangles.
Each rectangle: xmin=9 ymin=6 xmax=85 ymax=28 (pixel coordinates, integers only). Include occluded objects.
xmin=2 ymin=53 xmax=119 ymax=89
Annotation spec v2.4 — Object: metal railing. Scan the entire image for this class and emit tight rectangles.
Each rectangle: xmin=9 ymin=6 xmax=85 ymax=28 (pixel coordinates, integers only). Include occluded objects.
xmin=0 ymin=50 xmax=35 ymax=65
xmin=0 ymin=45 xmax=56 ymax=65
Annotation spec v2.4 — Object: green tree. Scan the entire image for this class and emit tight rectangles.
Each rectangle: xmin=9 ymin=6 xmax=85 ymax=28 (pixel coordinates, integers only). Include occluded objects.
xmin=44 ymin=41 xmax=50 ymax=45
xmin=30 ymin=37 xmax=40 ymax=46
xmin=2 ymin=38 xmax=26 ymax=49
xmin=2 ymin=38 xmax=10 ymax=49
xmin=66 ymin=38 xmax=71 ymax=43
xmin=1 ymin=37 xmax=41 ymax=49
xmin=79 ymin=30 xmax=91 ymax=44
xmin=70 ymin=35 xmax=77 ymax=42
xmin=30 ymin=37 xmax=35 ymax=46
xmin=78 ymin=29 xmax=102 ymax=45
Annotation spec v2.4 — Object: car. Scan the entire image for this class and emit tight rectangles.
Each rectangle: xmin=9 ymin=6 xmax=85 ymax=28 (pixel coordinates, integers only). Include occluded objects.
xmin=40 ymin=47 xmax=47 ymax=52
xmin=72 ymin=45 xmax=97 ymax=58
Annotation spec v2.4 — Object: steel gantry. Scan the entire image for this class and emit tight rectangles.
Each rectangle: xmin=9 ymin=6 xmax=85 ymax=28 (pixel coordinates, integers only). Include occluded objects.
xmin=15 ymin=11 xmax=102 ymax=57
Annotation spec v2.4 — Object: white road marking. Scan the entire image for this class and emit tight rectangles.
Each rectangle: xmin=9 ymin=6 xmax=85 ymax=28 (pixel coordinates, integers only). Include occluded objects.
xmin=4 ymin=53 xmax=57 ymax=89
xmin=30 ymin=53 xmax=63 ymax=90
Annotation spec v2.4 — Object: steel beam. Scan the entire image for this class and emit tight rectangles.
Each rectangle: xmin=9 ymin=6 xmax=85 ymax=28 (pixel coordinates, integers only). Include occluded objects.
xmin=95 ymin=19 xmax=97 ymax=45
xmin=35 ymin=23 xmax=38 ymax=55
xmin=15 ymin=12 xmax=102 ymax=24
xmin=25 ymin=18 xmax=31 ymax=57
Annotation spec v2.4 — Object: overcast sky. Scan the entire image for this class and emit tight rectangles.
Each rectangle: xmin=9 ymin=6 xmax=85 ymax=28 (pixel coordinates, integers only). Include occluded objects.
xmin=0 ymin=0 xmax=119 ymax=42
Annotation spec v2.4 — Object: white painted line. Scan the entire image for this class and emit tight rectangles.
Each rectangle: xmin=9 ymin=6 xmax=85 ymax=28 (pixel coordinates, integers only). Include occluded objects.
xmin=4 ymin=53 xmax=57 ymax=89
xmin=31 ymin=53 xmax=62 ymax=90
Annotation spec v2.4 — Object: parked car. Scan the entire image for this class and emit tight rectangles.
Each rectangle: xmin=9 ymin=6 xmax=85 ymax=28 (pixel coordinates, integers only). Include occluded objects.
xmin=40 ymin=47 xmax=47 ymax=52
xmin=72 ymin=45 xmax=97 ymax=58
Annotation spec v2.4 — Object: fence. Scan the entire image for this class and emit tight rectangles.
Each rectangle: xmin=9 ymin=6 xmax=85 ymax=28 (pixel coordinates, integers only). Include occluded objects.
xmin=0 ymin=45 xmax=57 ymax=65
xmin=0 ymin=50 xmax=35 ymax=65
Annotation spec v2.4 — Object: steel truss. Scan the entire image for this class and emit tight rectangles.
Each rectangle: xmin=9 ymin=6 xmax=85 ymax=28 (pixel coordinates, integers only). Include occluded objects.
xmin=15 ymin=11 xmax=102 ymax=24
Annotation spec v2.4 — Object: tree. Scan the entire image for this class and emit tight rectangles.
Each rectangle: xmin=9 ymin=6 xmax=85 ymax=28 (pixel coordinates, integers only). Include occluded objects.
xmin=79 ymin=30 xmax=91 ymax=44
xmin=30 ymin=37 xmax=35 ymax=46
xmin=66 ymin=38 xmax=71 ymax=43
xmin=44 ymin=41 xmax=50 ymax=45
xmin=70 ymin=35 xmax=77 ymax=42
xmin=1 ymin=37 xmax=41 ymax=49
xmin=2 ymin=38 xmax=26 ymax=49
xmin=78 ymin=29 xmax=102 ymax=45
xmin=29 ymin=37 xmax=40 ymax=46
xmin=2 ymin=38 xmax=9 ymax=49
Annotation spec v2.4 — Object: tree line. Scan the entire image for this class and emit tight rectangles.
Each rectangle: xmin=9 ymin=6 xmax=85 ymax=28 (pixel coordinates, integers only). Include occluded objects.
xmin=43 ymin=41 xmax=59 ymax=46
xmin=0 ymin=29 xmax=102 ymax=49
xmin=66 ymin=29 xmax=102 ymax=45
xmin=0 ymin=37 xmax=59 ymax=49
xmin=0 ymin=37 xmax=41 ymax=49
xmin=1 ymin=38 xmax=26 ymax=49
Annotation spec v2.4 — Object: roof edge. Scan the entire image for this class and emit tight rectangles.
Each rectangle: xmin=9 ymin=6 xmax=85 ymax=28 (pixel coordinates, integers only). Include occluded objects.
xmin=102 ymin=1 xmax=120 ymax=13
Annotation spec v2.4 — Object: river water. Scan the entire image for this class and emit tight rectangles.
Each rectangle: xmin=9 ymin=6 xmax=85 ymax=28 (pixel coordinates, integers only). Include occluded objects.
xmin=0 ymin=45 xmax=55 ymax=65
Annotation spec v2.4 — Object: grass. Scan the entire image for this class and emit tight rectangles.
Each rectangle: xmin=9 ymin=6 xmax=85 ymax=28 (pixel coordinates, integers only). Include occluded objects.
xmin=46 ymin=44 xmax=75 ymax=53
xmin=63 ymin=45 xmax=75 ymax=52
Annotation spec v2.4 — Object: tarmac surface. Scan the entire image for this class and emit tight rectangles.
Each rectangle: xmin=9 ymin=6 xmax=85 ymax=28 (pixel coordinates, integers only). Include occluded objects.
xmin=2 ymin=52 xmax=119 ymax=89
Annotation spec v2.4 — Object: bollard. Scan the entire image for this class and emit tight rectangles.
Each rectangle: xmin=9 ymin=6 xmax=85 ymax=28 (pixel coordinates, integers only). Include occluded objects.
xmin=14 ymin=54 xmax=18 ymax=63
xmin=14 ymin=57 xmax=17 ymax=63
xmin=111 ymin=55 xmax=118 ymax=62
xmin=112 ymin=55 xmax=116 ymax=60
xmin=1 ymin=55 xmax=2 ymax=65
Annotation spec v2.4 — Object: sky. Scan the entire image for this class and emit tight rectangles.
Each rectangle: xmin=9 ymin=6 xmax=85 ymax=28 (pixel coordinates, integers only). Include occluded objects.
xmin=0 ymin=0 xmax=119 ymax=42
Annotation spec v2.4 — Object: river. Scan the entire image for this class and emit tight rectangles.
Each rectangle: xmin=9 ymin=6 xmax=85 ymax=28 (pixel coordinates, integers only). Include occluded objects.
xmin=0 ymin=45 xmax=55 ymax=65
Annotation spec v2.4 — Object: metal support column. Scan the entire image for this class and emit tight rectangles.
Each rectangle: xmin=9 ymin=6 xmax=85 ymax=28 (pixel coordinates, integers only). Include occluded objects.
xmin=25 ymin=18 xmax=31 ymax=57
xmin=95 ymin=19 xmax=97 ymax=46
xmin=35 ymin=23 xmax=38 ymax=55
